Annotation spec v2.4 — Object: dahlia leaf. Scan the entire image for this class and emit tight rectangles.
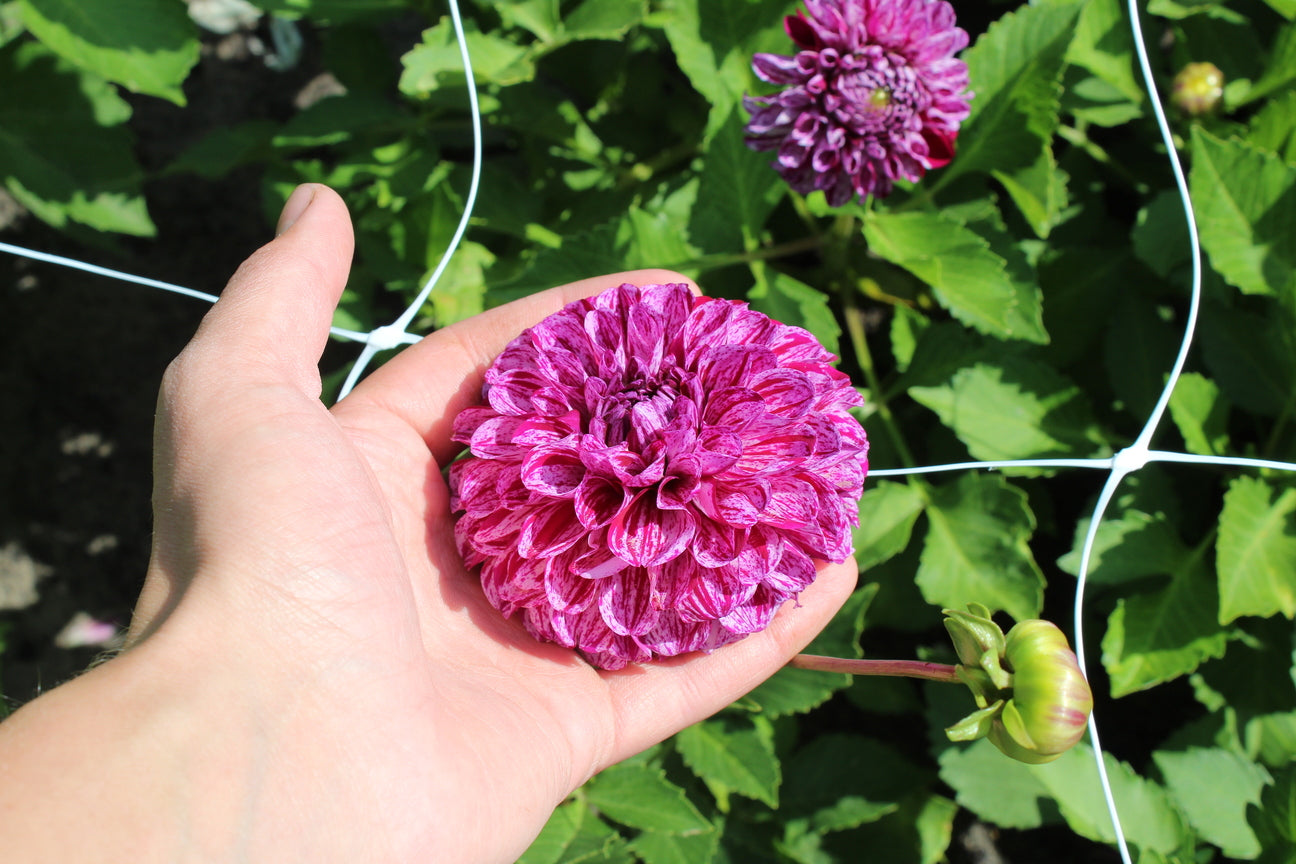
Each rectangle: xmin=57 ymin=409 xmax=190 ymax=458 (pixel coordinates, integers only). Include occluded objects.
xmin=1249 ymin=765 xmax=1296 ymax=864
xmin=584 ymin=764 xmax=712 ymax=835
xmin=1199 ymin=299 xmax=1296 ymax=417
xmin=1057 ymin=470 xmax=1190 ymax=588
xmin=1167 ymin=373 xmax=1231 ymax=457
xmin=1065 ymin=0 xmax=1145 ymax=107
xmin=0 ymin=42 xmax=154 ymax=236
xmin=518 ymin=800 xmax=587 ymax=864
xmin=691 ymin=111 xmax=784 ymax=254
xmin=908 ymin=357 xmax=1104 ymax=462
xmin=675 ymin=714 xmax=780 ymax=808
xmin=853 ymin=481 xmax=925 ymax=572
xmin=917 ymin=473 xmax=1044 ymax=623
xmin=782 ymin=734 xmax=922 ymax=834
xmin=1154 ymin=747 xmax=1271 ymax=859
xmin=627 ymin=826 xmax=720 ymax=864
xmin=1217 ymin=475 xmax=1296 ymax=623
xmin=18 ymin=0 xmax=198 ymax=105
xmin=560 ymin=0 xmax=647 ymax=44
xmin=1102 ymin=295 xmax=1181 ymax=421
xmin=1101 ymin=561 xmax=1229 ymax=697
xmin=939 ymin=738 xmax=1050 ymax=829
xmin=744 ymin=584 xmax=875 ymax=717
xmin=400 ymin=20 xmax=535 ymax=96
xmin=991 ymin=149 xmax=1070 ymax=239
xmin=1190 ymin=127 xmax=1296 ymax=297
xmin=1035 ymin=746 xmax=1189 ymax=853
xmin=658 ymin=0 xmax=787 ymax=135
xmin=948 ymin=0 xmax=1082 ymax=183
xmin=863 ymin=211 xmax=1023 ymax=340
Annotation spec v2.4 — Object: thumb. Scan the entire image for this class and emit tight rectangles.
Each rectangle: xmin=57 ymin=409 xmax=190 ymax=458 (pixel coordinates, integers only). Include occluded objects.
xmin=182 ymin=183 xmax=355 ymax=396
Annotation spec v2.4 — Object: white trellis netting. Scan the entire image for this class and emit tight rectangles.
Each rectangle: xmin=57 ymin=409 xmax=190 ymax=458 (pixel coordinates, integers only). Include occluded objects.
xmin=2 ymin=0 xmax=1289 ymax=860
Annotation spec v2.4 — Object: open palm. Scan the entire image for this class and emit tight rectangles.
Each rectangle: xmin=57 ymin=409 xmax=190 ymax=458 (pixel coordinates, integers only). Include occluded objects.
xmin=126 ymin=185 xmax=857 ymax=862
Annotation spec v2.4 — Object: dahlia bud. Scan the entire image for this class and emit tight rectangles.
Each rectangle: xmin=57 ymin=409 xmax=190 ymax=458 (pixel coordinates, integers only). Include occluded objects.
xmin=942 ymin=607 xmax=1093 ymax=764
xmin=1171 ymin=62 xmax=1224 ymax=116
xmin=989 ymin=620 xmax=1093 ymax=763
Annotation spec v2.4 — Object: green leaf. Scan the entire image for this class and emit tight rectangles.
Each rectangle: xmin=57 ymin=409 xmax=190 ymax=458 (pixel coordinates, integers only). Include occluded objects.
xmin=628 ymin=827 xmax=719 ymax=864
xmin=18 ymin=0 xmax=198 ymax=104
xmin=853 ymin=481 xmax=925 ymax=572
xmin=1248 ymin=711 xmax=1296 ymax=767
xmin=246 ymin=0 xmax=408 ymax=22
xmin=690 ymin=110 xmax=784 ymax=254
xmin=743 ymin=584 xmax=875 ymax=718
xmin=1101 ymin=560 xmax=1230 ymax=696
xmin=1133 ymin=190 xmax=1194 ymax=279
xmin=747 ymin=272 xmax=842 ymax=359
xmin=1190 ymin=127 xmax=1296 ymax=297
xmin=1168 ymin=372 xmax=1231 ymax=456
xmin=519 ymin=801 xmax=587 ymax=864
xmin=0 ymin=41 xmax=153 ymax=235
xmin=917 ymin=473 xmax=1045 ymax=623
xmin=584 ymin=764 xmax=710 ymax=835
xmin=1058 ymin=470 xmax=1189 ymax=587
xmin=1261 ymin=0 xmax=1296 ymax=18
xmin=991 ymin=149 xmax=1070 ymax=239
xmin=908 ymin=357 xmax=1103 ymax=462
xmin=1200 ymin=299 xmax=1296 ymax=418
xmin=864 ymin=211 xmax=1025 ymax=340
xmin=273 ymin=94 xmax=408 ymax=148
xmin=561 ymin=0 xmax=646 ymax=43
xmin=1065 ymin=0 xmax=1145 ymax=105
xmin=1250 ymin=89 xmax=1296 ymax=163
xmin=939 ymin=737 xmax=1050 ymax=829
xmin=400 ymin=19 xmax=535 ymax=96
xmin=675 ymin=715 xmax=780 ymax=808
xmin=1036 ymin=745 xmax=1189 ymax=854
xmin=1154 ymin=746 xmax=1272 ymax=858
xmin=658 ymin=0 xmax=786 ymax=136
xmin=782 ymin=734 xmax=923 ymax=834
xmin=1217 ymin=475 xmax=1296 ymax=623
xmin=944 ymin=1 xmax=1083 ymax=199
xmin=1240 ymin=22 xmax=1296 ymax=105
xmin=1250 ymin=764 xmax=1296 ymax=864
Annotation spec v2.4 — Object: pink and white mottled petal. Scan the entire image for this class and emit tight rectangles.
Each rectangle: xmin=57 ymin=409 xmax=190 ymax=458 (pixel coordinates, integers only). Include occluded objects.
xmin=545 ymin=560 xmax=600 ymax=613
xmin=702 ymin=386 xmax=766 ymax=428
xmin=599 ymin=571 xmax=661 ymax=637
xmin=751 ymin=368 xmax=817 ymax=416
xmin=676 ymin=567 xmax=754 ymax=623
xmin=518 ymin=502 xmax=586 ymax=559
xmin=521 ymin=444 xmax=585 ymax=498
xmin=691 ymin=518 xmax=742 ymax=568
xmin=451 ymin=405 xmax=498 ymax=444
xmin=764 ymin=545 xmax=817 ymax=594
xmin=607 ymin=492 xmax=697 ymax=566
xmin=574 ymin=475 xmax=627 ymax=530
xmin=763 ymin=479 xmax=820 ymax=529
xmin=719 ymin=597 xmax=781 ymax=635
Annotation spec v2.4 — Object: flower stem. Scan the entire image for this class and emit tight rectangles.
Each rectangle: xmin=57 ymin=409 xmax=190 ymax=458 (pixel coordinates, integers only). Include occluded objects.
xmin=790 ymin=654 xmax=962 ymax=683
xmin=673 ymin=236 xmax=823 ymax=275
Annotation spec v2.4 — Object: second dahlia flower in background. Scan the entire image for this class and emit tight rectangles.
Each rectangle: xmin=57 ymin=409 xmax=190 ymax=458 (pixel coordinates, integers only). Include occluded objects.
xmin=744 ymin=0 xmax=973 ymax=204
xmin=450 ymin=283 xmax=869 ymax=670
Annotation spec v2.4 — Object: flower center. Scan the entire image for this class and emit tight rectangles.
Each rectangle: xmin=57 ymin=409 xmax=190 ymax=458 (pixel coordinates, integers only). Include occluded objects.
xmin=831 ymin=52 xmax=928 ymax=133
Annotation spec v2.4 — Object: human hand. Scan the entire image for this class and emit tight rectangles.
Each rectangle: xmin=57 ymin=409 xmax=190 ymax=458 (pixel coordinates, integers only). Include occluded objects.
xmin=0 ymin=184 xmax=857 ymax=863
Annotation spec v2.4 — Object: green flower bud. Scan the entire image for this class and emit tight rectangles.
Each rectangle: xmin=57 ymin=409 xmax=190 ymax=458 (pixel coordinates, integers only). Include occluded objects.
xmin=988 ymin=620 xmax=1093 ymax=764
xmin=1171 ymin=62 xmax=1224 ymax=116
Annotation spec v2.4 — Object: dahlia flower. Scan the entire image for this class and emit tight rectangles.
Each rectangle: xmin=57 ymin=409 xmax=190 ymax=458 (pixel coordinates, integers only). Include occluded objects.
xmin=449 ymin=283 xmax=869 ymax=670
xmin=744 ymin=0 xmax=973 ymax=204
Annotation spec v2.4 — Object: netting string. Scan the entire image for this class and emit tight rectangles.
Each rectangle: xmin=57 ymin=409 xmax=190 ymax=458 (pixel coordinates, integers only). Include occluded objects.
xmin=334 ymin=0 xmax=482 ymax=401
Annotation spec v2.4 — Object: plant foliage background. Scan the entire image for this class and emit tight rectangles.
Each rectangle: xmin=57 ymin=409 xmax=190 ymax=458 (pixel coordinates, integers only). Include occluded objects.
xmin=3 ymin=0 xmax=1296 ymax=860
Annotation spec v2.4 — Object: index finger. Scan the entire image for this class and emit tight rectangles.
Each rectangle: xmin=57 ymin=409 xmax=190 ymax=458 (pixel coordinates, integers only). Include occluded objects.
xmin=341 ymin=269 xmax=700 ymax=466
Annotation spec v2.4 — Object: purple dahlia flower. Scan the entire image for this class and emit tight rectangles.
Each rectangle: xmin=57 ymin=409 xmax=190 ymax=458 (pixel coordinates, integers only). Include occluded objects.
xmin=449 ymin=283 xmax=869 ymax=670
xmin=744 ymin=0 xmax=973 ymax=204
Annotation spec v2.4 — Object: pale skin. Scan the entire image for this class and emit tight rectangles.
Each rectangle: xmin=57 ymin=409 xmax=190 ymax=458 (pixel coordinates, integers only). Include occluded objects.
xmin=0 ymin=184 xmax=857 ymax=863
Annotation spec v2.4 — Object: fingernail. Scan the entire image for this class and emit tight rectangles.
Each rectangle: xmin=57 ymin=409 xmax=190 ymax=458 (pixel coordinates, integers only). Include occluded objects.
xmin=276 ymin=184 xmax=317 ymax=236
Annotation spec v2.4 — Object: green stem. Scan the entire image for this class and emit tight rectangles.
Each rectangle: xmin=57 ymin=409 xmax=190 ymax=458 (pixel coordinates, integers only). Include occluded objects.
xmin=790 ymin=654 xmax=962 ymax=683
xmin=842 ymin=289 xmax=919 ymax=469
xmin=668 ymin=236 xmax=823 ymax=274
